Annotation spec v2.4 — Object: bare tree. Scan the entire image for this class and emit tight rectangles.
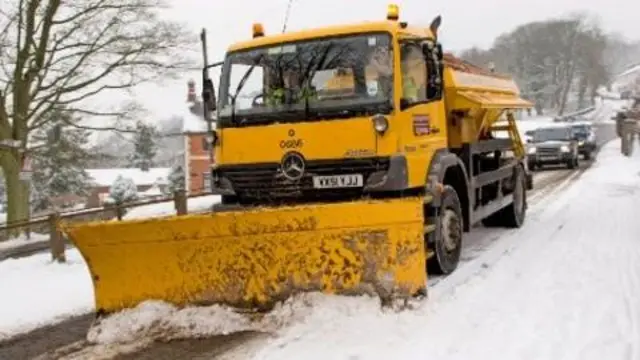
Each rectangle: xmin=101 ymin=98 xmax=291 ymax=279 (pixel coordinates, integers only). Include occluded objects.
xmin=459 ymin=14 xmax=611 ymax=116
xmin=0 ymin=0 xmax=196 ymax=235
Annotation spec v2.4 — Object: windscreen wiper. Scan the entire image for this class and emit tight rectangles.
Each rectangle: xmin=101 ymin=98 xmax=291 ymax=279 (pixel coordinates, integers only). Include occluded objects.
xmin=299 ymin=45 xmax=334 ymax=119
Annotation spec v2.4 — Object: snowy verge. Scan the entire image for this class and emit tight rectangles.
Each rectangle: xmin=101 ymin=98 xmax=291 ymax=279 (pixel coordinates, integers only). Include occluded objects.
xmin=0 ymin=249 xmax=93 ymax=342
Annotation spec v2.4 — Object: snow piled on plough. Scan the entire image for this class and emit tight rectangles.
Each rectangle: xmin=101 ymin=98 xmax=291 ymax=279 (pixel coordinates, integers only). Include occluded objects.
xmin=85 ymin=293 xmax=396 ymax=345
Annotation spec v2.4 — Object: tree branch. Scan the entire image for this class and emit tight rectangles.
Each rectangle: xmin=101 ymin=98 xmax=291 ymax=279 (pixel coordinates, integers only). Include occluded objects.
xmin=2 ymin=0 xmax=196 ymax=143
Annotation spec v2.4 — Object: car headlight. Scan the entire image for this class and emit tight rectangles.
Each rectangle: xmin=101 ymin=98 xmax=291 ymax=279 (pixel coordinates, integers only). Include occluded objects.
xmin=560 ymin=145 xmax=570 ymax=152
xmin=527 ymin=147 xmax=536 ymax=154
xmin=578 ymin=141 xmax=584 ymax=146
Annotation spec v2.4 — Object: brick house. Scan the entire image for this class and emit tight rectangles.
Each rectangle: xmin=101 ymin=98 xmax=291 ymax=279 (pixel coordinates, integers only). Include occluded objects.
xmin=182 ymin=80 xmax=215 ymax=195
xmin=85 ymin=168 xmax=170 ymax=207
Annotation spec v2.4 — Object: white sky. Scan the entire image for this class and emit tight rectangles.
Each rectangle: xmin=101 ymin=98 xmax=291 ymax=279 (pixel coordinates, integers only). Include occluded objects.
xmin=102 ymin=0 xmax=640 ymax=130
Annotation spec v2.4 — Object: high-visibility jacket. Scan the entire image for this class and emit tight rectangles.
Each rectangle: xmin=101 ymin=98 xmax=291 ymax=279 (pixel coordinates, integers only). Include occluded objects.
xmin=266 ymin=88 xmax=285 ymax=106
xmin=403 ymin=75 xmax=418 ymax=101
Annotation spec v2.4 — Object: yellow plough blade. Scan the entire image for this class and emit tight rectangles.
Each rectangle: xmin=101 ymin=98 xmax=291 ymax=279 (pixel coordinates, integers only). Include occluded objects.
xmin=60 ymin=197 xmax=427 ymax=314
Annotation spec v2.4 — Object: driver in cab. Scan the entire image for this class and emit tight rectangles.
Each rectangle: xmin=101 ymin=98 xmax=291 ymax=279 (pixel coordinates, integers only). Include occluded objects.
xmin=264 ymin=70 xmax=317 ymax=107
xmin=367 ymin=45 xmax=393 ymax=98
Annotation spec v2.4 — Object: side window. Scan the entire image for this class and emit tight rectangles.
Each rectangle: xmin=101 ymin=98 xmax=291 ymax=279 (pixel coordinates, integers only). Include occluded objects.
xmin=400 ymin=43 xmax=427 ymax=103
xmin=225 ymin=63 xmax=264 ymax=110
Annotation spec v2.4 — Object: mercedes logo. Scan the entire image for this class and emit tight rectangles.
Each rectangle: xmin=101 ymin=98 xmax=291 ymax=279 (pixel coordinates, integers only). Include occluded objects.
xmin=280 ymin=152 xmax=305 ymax=181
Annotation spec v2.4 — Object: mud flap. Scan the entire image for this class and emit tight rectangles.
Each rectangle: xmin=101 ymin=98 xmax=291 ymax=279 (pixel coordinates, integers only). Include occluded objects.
xmin=60 ymin=197 xmax=427 ymax=314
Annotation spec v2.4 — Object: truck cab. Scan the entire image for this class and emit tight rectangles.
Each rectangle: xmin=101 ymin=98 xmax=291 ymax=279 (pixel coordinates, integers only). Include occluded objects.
xmin=208 ymin=11 xmax=447 ymax=206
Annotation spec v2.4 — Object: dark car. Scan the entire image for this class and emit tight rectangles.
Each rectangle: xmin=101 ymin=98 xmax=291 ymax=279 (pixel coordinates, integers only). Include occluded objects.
xmin=526 ymin=125 xmax=580 ymax=170
xmin=569 ymin=122 xmax=597 ymax=160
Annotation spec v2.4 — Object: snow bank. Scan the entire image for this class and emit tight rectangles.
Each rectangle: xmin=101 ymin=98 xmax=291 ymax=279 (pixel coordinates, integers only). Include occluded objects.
xmin=123 ymin=194 xmax=220 ymax=220
xmin=0 ymin=249 xmax=93 ymax=341
xmin=87 ymin=293 xmax=327 ymax=345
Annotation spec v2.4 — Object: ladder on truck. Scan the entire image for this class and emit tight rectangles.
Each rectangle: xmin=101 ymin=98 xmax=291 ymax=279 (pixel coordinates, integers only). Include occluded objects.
xmin=489 ymin=111 xmax=524 ymax=159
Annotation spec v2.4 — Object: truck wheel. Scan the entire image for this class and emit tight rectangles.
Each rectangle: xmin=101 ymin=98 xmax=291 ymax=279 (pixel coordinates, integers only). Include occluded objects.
xmin=584 ymin=152 xmax=591 ymax=161
xmin=481 ymin=166 xmax=527 ymax=228
xmin=427 ymin=185 xmax=463 ymax=275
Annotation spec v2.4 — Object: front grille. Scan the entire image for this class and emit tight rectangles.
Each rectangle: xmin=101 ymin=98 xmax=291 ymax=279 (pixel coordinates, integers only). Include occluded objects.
xmin=537 ymin=147 xmax=560 ymax=156
xmin=218 ymin=157 xmax=390 ymax=200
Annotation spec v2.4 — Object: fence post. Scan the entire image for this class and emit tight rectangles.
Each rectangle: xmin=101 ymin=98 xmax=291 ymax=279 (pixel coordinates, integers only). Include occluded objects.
xmin=115 ymin=201 xmax=125 ymax=220
xmin=48 ymin=213 xmax=66 ymax=263
xmin=174 ymin=190 xmax=187 ymax=215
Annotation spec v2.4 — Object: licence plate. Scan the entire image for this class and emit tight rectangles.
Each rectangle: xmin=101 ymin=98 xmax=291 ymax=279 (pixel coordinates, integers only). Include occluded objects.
xmin=312 ymin=174 xmax=363 ymax=189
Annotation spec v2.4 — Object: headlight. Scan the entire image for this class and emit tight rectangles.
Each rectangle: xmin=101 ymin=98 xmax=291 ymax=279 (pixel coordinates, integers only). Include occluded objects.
xmin=372 ymin=114 xmax=388 ymax=134
xmin=578 ymin=141 xmax=584 ymax=146
xmin=560 ymin=145 xmax=570 ymax=152
xmin=527 ymin=147 xmax=536 ymax=154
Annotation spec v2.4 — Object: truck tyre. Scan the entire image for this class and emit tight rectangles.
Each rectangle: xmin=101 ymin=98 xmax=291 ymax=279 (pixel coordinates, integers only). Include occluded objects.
xmin=427 ymin=185 xmax=463 ymax=275
xmin=584 ymin=151 xmax=591 ymax=161
xmin=481 ymin=165 xmax=527 ymax=228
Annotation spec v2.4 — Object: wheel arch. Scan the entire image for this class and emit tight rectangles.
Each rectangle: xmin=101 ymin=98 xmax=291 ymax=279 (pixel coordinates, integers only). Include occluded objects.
xmin=426 ymin=149 xmax=471 ymax=232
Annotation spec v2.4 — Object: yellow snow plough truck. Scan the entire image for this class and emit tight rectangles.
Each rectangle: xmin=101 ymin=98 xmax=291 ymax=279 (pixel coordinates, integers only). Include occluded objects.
xmin=61 ymin=5 xmax=533 ymax=316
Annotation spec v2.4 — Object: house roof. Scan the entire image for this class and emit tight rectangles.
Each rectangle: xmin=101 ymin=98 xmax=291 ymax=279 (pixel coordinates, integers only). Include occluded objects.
xmin=86 ymin=168 xmax=171 ymax=187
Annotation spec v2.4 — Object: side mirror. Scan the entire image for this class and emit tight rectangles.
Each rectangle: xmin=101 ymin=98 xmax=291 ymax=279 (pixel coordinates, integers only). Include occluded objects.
xmin=202 ymin=78 xmax=217 ymax=112
xmin=421 ymin=40 xmax=444 ymax=101
xmin=421 ymin=41 xmax=443 ymax=61
xmin=435 ymin=43 xmax=443 ymax=61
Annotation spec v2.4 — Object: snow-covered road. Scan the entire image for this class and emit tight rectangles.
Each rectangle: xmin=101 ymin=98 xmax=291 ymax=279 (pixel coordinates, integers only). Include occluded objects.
xmin=244 ymin=139 xmax=640 ymax=360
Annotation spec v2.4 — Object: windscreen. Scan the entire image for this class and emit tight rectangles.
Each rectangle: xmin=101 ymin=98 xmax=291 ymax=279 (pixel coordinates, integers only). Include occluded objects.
xmin=533 ymin=127 xmax=571 ymax=142
xmin=217 ymin=32 xmax=393 ymax=127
